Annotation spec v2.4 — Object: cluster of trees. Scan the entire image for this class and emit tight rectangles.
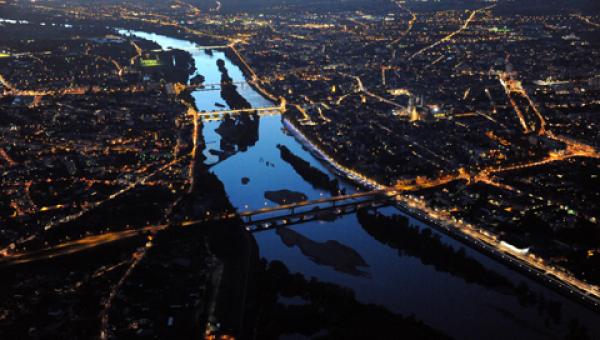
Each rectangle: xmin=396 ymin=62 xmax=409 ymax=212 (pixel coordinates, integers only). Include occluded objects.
xmin=277 ymin=144 xmax=340 ymax=195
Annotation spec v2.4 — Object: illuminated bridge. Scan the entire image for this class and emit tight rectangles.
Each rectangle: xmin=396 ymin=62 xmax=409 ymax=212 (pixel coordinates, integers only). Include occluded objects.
xmin=199 ymin=106 xmax=284 ymax=121
xmin=238 ymin=190 xmax=393 ymax=232
xmin=198 ymin=99 xmax=287 ymax=121
xmin=186 ymin=81 xmax=247 ymax=91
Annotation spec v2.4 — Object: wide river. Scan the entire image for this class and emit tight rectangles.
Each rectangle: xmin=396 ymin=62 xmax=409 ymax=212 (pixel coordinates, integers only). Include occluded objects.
xmin=121 ymin=30 xmax=600 ymax=340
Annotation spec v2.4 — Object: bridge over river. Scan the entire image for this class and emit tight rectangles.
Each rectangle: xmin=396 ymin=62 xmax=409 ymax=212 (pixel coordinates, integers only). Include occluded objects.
xmin=178 ymin=190 xmax=395 ymax=230
xmin=238 ymin=190 xmax=393 ymax=231
xmin=197 ymin=97 xmax=287 ymax=121
xmin=0 ymin=190 xmax=394 ymax=266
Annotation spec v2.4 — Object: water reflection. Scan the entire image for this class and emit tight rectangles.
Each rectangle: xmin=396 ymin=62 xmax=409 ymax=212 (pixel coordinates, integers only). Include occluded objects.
xmin=255 ymin=260 xmax=450 ymax=340
xmin=276 ymin=228 xmax=369 ymax=277
xmin=214 ymin=115 xmax=259 ymax=156
xmin=122 ymin=29 xmax=600 ymax=340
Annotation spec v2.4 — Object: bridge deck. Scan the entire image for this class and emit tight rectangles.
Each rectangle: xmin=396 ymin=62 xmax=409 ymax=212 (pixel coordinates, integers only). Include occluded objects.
xmin=239 ymin=190 xmax=388 ymax=217
xmin=187 ymin=81 xmax=246 ymax=89
xmin=245 ymin=198 xmax=391 ymax=232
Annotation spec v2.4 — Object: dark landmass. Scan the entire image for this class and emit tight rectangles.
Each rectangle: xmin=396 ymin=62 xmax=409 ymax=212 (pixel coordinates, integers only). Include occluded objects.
xmin=213 ymin=59 xmax=259 ymax=154
xmin=190 ymin=74 xmax=205 ymax=86
xmin=214 ymin=116 xmax=259 ymax=154
xmin=277 ymin=144 xmax=340 ymax=195
xmin=264 ymin=189 xmax=308 ymax=205
xmin=104 ymin=227 xmax=219 ymax=339
xmin=252 ymin=260 xmax=452 ymax=340
xmin=276 ymin=228 xmax=369 ymax=277
xmin=217 ymin=58 xmax=251 ymax=110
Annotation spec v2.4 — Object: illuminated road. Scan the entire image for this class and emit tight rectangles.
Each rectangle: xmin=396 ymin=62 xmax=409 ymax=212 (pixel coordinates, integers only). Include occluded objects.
xmin=390 ymin=1 xmax=417 ymax=44
xmin=499 ymin=71 xmax=546 ymax=134
xmin=409 ymin=4 xmax=496 ymax=60
xmin=0 ymin=193 xmax=390 ymax=266
xmin=0 ymin=72 xmax=15 ymax=91
xmin=573 ymin=14 xmax=600 ymax=28
xmin=100 ymin=246 xmax=147 ymax=340
xmin=0 ymin=225 xmax=165 ymax=265
xmin=211 ymin=1 xmax=222 ymax=13
xmin=498 ymin=67 xmax=600 ymax=163
xmin=4 ymin=84 xmax=147 ymax=97
xmin=173 ymin=0 xmax=201 ymax=16
xmin=394 ymin=195 xmax=600 ymax=309
xmin=184 ymin=100 xmax=200 ymax=193
xmin=127 ymin=40 xmax=143 ymax=66
xmin=41 ymin=155 xmax=189 ymax=232
xmin=503 ymin=88 xmax=531 ymax=133
xmin=351 ymin=75 xmax=404 ymax=108
xmin=0 ymin=148 xmax=16 ymax=167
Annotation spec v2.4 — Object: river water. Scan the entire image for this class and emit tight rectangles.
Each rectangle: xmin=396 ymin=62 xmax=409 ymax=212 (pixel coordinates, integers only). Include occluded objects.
xmin=120 ymin=30 xmax=600 ymax=340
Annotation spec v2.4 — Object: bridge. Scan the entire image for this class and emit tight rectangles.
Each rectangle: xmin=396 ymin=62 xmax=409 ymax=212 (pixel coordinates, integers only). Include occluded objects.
xmin=186 ymin=81 xmax=247 ymax=92
xmin=150 ymin=45 xmax=230 ymax=53
xmin=199 ymin=106 xmax=284 ymax=121
xmin=236 ymin=190 xmax=393 ymax=231
xmin=199 ymin=98 xmax=287 ymax=121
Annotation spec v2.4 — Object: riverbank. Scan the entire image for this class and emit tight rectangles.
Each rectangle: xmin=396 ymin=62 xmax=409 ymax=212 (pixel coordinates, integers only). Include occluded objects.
xmin=282 ymin=118 xmax=385 ymax=191
xmin=395 ymin=202 xmax=600 ymax=312
xmin=172 ymin=30 xmax=600 ymax=336
xmin=121 ymin=28 xmax=600 ymax=337
xmin=281 ymin=118 xmax=600 ymax=313
xmin=210 ymin=30 xmax=600 ymax=313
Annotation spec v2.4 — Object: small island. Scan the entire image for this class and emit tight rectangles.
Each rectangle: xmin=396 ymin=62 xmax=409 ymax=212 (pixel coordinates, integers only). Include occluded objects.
xmin=190 ymin=74 xmax=205 ymax=86
xmin=277 ymin=144 xmax=340 ymax=195
xmin=264 ymin=189 xmax=307 ymax=205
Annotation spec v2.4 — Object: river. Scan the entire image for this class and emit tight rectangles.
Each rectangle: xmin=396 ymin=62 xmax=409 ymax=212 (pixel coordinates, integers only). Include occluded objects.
xmin=120 ymin=30 xmax=600 ymax=340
